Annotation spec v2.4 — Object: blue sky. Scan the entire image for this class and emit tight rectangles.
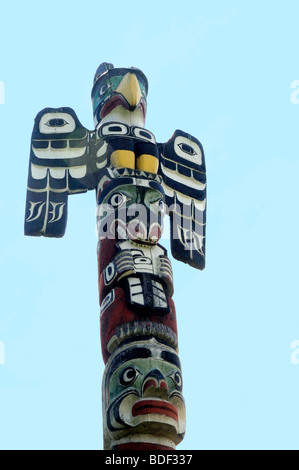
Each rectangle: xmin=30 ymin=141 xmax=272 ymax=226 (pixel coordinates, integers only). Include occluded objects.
xmin=1 ymin=0 xmax=299 ymax=450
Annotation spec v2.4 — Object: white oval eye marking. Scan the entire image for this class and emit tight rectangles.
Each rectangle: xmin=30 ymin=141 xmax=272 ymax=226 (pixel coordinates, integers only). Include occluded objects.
xmin=133 ymin=127 xmax=156 ymax=143
xmin=174 ymin=136 xmax=202 ymax=165
xmin=101 ymin=123 xmax=129 ymax=136
xmin=39 ymin=113 xmax=76 ymax=134
xmin=105 ymin=262 xmax=116 ymax=284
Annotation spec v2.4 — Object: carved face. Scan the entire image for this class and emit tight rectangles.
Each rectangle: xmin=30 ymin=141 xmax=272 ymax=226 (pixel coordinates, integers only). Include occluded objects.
xmin=102 ymin=339 xmax=186 ymax=449
xmin=97 ymin=175 xmax=165 ymax=244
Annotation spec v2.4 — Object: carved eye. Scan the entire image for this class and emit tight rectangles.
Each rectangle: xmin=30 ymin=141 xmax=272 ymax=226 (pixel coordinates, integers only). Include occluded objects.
xmin=109 ymin=193 xmax=127 ymax=208
xmin=99 ymin=82 xmax=111 ymax=96
xmin=45 ymin=118 xmax=69 ymax=128
xmin=39 ymin=112 xmax=76 ymax=134
xmin=169 ymin=371 xmax=183 ymax=391
xmin=120 ymin=367 xmax=139 ymax=387
xmin=178 ymin=143 xmax=197 ymax=156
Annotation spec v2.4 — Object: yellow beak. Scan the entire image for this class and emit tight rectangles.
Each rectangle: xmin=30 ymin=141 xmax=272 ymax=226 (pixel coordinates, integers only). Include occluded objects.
xmin=115 ymin=72 xmax=142 ymax=107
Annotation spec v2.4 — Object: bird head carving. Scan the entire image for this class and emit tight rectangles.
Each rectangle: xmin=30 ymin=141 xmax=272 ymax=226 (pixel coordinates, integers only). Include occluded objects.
xmin=91 ymin=62 xmax=148 ymax=127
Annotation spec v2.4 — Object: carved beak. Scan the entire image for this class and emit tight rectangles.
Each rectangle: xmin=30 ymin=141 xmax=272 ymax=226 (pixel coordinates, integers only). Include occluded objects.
xmin=115 ymin=72 xmax=142 ymax=108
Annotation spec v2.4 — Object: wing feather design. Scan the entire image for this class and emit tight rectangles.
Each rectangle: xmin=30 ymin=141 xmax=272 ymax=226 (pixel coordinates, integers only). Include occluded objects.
xmin=25 ymin=107 xmax=97 ymax=237
xmin=158 ymin=130 xmax=207 ymax=270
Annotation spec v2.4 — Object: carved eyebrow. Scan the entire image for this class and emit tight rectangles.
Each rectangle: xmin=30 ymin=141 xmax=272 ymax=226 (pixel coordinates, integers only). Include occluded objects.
xmin=105 ymin=347 xmax=151 ymax=383
xmin=161 ymin=350 xmax=181 ymax=369
xmin=149 ymin=180 xmax=165 ymax=195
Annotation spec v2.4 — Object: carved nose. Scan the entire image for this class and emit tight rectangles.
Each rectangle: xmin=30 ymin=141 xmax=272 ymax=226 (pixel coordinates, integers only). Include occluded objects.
xmin=142 ymin=369 xmax=168 ymax=395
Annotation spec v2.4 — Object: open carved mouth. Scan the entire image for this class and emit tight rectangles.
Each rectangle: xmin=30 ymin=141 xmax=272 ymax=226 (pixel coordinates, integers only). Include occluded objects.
xmin=132 ymin=399 xmax=178 ymax=421
xmin=100 ymin=95 xmax=146 ymax=121
xmin=113 ymin=219 xmax=158 ymax=245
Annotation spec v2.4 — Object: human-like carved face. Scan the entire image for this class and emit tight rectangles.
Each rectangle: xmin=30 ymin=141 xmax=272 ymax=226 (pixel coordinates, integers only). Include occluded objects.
xmin=97 ymin=176 xmax=165 ymax=244
xmin=102 ymin=339 xmax=186 ymax=449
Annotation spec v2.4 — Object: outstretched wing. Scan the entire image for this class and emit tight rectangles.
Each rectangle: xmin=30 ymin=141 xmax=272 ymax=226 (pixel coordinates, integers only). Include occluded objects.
xmin=158 ymin=130 xmax=206 ymax=270
xmin=25 ymin=107 xmax=97 ymax=237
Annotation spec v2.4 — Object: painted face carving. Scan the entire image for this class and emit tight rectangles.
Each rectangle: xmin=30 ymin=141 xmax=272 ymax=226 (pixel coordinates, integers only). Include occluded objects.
xmin=102 ymin=339 xmax=186 ymax=450
xmin=97 ymin=175 xmax=165 ymax=244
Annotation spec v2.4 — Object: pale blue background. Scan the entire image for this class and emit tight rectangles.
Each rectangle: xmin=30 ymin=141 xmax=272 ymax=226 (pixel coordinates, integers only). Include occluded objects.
xmin=1 ymin=0 xmax=299 ymax=450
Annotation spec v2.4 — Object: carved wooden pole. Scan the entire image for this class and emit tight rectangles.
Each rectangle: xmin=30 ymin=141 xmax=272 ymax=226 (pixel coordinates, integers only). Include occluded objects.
xmin=25 ymin=63 xmax=206 ymax=450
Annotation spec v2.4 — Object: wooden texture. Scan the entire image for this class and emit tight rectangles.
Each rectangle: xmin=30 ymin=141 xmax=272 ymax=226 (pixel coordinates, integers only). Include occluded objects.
xmin=24 ymin=63 xmax=206 ymax=450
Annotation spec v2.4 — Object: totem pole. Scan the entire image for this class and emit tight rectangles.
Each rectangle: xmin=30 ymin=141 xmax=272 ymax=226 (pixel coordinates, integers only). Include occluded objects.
xmin=25 ymin=63 xmax=206 ymax=450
